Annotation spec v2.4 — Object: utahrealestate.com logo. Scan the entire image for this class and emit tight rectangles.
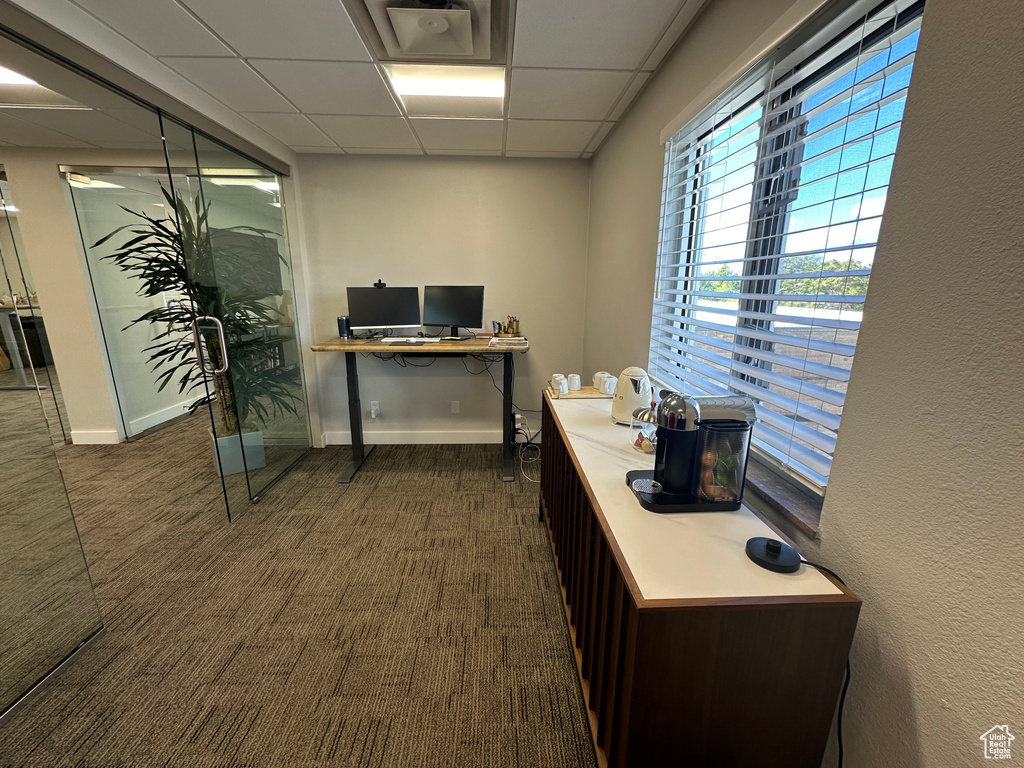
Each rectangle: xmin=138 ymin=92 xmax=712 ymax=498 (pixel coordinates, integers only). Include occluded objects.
xmin=980 ymin=726 xmax=1015 ymax=760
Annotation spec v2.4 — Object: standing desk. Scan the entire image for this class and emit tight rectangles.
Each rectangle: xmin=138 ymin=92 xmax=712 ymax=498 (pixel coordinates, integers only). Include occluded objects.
xmin=310 ymin=338 xmax=529 ymax=483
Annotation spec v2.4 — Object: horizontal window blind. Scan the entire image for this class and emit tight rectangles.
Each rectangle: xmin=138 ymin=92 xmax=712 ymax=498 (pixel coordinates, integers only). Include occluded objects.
xmin=650 ymin=0 xmax=923 ymax=492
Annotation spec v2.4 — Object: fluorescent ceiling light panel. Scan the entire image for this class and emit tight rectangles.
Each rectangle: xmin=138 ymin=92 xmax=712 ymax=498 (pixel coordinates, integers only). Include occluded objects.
xmin=207 ymin=177 xmax=280 ymax=192
xmin=385 ymin=64 xmax=504 ymax=98
xmin=0 ymin=104 xmax=92 ymax=110
xmin=385 ymin=64 xmax=504 ymax=118
xmin=67 ymin=175 xmax=124 ymax=190
xmin=0 ymin=65 xmax=37 ymax=86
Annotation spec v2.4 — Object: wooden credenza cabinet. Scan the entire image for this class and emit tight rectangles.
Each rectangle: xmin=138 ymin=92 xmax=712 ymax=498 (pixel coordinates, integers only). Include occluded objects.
xmin=540 ymin=392 xmax=860 ymax=768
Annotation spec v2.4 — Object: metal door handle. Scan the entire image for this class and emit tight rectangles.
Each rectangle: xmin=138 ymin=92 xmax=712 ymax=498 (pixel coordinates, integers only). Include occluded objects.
xmin=190 ymin=315 xmax=229 ymax=375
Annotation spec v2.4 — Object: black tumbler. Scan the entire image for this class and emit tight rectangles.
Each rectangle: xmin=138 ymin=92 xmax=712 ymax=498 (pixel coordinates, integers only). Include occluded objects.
xmin=337 ymin=315 xmax=352 ymax=339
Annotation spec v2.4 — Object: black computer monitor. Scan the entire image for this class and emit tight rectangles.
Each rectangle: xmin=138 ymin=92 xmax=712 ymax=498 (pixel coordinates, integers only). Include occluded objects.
xmin=423 ymin=285 xmax=485 ymax=337
xmin=347 ymin=286 xmax=420 ymax=330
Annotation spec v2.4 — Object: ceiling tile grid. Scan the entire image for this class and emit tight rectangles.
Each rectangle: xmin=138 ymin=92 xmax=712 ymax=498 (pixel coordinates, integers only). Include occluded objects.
xmin=58 ymin=0 xmax=709 ymax=157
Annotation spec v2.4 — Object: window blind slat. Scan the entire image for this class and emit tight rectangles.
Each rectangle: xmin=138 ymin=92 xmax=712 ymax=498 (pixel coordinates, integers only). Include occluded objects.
xmin=654 ymin=301 xmax=862 ymax=333
xmin=658 ymin=287 xmax=867 ymax=308
xmin=649 ymin=0 xmax=920 ymax=490
xmin=649 ymin=349 xmax=843 ymax=432
xmin=650 ymin=334 xmax=846 ymax=407
xmin=651 ymin=320 xmax=855 ymax=381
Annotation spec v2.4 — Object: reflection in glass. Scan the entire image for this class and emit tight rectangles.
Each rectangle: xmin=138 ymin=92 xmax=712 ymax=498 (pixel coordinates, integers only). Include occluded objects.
xmin=0 ymin=175 xmax=67 ymax=441
xmin=68 ymin=167 xmax=205 ymax=438
xmin=192 ymin=132 xmax=312 ymax=511
xmin=0 ymin=221 xmax=102 ymax=716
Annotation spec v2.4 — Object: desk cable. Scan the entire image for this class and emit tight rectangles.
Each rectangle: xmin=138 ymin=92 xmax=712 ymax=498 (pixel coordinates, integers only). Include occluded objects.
xmin=799 ymin=559 xmax=852 ymax=768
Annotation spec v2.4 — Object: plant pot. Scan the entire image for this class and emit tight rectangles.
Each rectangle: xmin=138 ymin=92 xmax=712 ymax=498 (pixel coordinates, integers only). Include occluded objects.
xmin=209 ymin=428 xmax=266 ymax=476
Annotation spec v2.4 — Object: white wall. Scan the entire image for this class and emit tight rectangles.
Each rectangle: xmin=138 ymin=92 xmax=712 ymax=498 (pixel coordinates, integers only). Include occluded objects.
xmin=299 ymin=155 xmax=590 ymax=445
xmin=584 ymin=0 xmax=1024 ymax=765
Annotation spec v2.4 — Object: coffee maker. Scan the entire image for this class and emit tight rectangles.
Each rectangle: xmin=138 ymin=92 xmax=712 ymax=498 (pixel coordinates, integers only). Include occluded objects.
xmin=626 ymin=391 xmax=756 ymax=513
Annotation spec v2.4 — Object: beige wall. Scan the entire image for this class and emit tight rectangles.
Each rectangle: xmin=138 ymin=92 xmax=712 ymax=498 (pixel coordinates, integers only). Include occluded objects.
xmin=299 ymin=154 xmax=590 ymax=444
xmin=1 ymin=148 xmax=136 ymax=444
xmin=585 ymin=0 xmax=1024 ymax=765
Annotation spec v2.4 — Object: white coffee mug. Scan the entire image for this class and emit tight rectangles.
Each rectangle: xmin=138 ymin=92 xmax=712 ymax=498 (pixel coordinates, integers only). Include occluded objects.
xmin=551 ymin=374 xmax=567 ymax=394
xmin=593 ymin=371 xmax=611 ymax=388
xmin=568 ymin=374 xmax=581 ymax=391
xmin=601 ymin=376 xmax=616 ymax=395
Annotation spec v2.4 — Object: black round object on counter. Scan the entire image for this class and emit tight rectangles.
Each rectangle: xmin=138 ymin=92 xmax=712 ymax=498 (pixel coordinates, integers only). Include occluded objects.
xmin=745 ymin=537 xmax=801 ymax=573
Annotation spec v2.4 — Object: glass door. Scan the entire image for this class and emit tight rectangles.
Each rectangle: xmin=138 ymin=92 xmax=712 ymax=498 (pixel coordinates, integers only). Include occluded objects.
xmin=0 ymin=200 xmax=103 ymax=717
xmin=166 ymin=120 xmax=311 ymax=514
xmin=0 ymin=172 xmax=67 ymax=442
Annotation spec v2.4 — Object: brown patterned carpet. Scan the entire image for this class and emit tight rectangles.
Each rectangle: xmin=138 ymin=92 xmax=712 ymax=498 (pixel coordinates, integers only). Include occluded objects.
xmin=0 ymin=415 xmax=595 ymax=768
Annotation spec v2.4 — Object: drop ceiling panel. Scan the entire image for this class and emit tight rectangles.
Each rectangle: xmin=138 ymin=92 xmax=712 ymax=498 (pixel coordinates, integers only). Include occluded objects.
xmin=242 ymin=112 xmax=336 ymax=147
xmin=161 ymin=57 xmax=296 ymax=112
xmin=512 ymin=0 xmax=683 ymax=69
xmin=509 ymin=68 xmax=631 ymax=121
xmin=251 ymin=60 xmax=399 ymax=116
xmin=505 ymin=119 xmax=599 ymax=153
xmin=294 ymin=146 xmax=347 ymax=154
xmin=426 ymin=149 xmax=502 ymax=156
xmin=584 ymin=121 xmax=615 ymax=153
xmin=642 ymin=0 xmax=708 ymax=71
xmin=410 ymin=118 xmax=504 ymax=151
xmin=179 ymin=0 xmax=371 ymax=61
xmin=505 ymin=150 xmax=582 ymax=158
xmin=3 ymin=108 xmax=160 ymax=145
xmin=96 ymin=107 xmax=165 ymax=136
xmin=607 ymin=72 xmax=651 ymax=121
xmin=0 ymin=111 xmax=91 ymax=146
xmin=74 ymin=0 xmax=234 ymax=57
xmin=343 ymin=147 xmax=423 ymax=155
xmin=310 ymin=115 xmax=419 ymax=150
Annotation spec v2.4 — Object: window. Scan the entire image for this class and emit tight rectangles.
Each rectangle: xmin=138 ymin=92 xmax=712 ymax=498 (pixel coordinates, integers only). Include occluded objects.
xmin=650 ymin=0 xmax=924 ymax=494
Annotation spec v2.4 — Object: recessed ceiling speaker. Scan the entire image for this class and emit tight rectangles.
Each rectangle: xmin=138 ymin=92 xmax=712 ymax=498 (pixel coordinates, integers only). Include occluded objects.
xmin=388 ymin=8 xmax=474 ymax=55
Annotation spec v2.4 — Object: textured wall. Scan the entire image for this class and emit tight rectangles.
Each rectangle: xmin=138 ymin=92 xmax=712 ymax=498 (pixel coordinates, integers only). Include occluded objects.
xmin=802 ymin=0 xmax=1024 ymax=764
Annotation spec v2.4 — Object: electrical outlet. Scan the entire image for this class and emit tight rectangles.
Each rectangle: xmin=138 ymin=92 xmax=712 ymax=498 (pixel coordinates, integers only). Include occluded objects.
xmin=515 ymin=414 xmax=526 ymax=429
xmin=369 ymin=401 xmax=380 ymax=419
xmin=451 ymin=400 xmax=460 ymax=414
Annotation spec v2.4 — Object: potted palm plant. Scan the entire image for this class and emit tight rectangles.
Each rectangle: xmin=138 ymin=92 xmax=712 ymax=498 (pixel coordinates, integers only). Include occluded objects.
xmin=95 ymin=188 xmax=302 ymax=474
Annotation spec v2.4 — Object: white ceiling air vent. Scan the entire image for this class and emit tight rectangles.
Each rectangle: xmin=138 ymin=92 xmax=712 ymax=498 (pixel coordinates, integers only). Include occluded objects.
xmin=364 ymin=0 xmax=492 ymax=60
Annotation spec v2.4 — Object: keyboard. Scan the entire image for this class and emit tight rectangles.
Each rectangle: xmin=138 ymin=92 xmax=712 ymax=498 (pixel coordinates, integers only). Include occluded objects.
xmin=488 ymin=337 xmax=527 ymax=347
xmin=380 ymin=336 xmax=440 ymax=343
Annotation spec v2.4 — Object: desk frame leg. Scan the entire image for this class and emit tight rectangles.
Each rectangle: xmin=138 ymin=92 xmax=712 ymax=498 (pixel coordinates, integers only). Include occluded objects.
xmin=339 ymin=351 xmax=374 ymax=484
xmin=502 ymin=352 xmax=514 ymax=482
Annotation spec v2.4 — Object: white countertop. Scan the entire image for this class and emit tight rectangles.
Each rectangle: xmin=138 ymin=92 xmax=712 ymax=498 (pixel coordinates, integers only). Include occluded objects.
xmin=551 ymin=397 xmax=841 ymax=601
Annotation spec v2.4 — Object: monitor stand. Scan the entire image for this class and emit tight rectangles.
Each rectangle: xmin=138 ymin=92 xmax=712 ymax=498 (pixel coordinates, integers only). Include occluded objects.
xmin=442 ymin=325 xmax=472 ymax=341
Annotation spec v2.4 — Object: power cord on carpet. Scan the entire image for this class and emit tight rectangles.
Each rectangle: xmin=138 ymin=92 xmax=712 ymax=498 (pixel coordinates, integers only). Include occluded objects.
xmin=800 ymin=558 xmax=852 ymax=768
xmin=514 ymin=415 xmax=541 ymax=483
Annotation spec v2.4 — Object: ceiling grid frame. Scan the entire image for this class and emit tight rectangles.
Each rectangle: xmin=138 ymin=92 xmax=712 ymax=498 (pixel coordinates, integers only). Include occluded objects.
xmin=6 ymin=0 xmax=712 ymax=156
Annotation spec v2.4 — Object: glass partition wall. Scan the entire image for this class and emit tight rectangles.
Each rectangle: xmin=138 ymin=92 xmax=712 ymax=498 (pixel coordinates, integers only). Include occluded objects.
xmin=0 ymin=174 xmax=67 ymax=441
xmin=65 ymin=118 xmax=311 ymax=517
xmin=0 ymin=190 xmax=103 ymax=719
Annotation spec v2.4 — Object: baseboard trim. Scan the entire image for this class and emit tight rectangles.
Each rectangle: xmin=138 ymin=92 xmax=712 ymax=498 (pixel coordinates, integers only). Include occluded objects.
xmin=70 ymin=429 xmax=121 ymax=445
xmin=127 ymin=399 xmax=198 ymax=435
xmin=322 ymin=429 xmax=502 ymax=446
